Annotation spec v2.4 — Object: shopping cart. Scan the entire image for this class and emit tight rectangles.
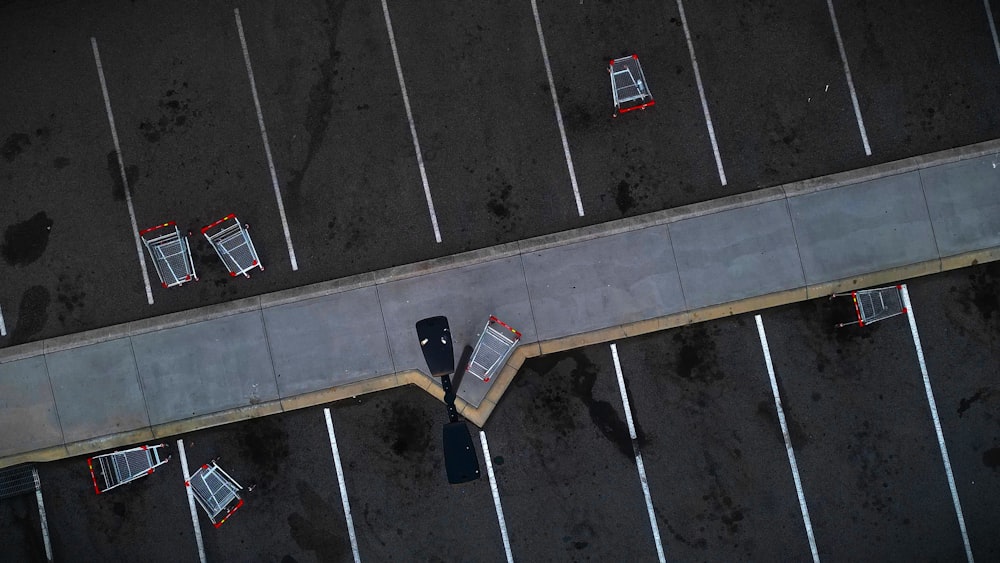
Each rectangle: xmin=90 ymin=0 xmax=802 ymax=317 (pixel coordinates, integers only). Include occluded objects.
xmin=87 ymin=444 xmax=170 ymax=494
xmin=187 ymin=460 xmax=244 ymax=528
xmin=609 ymin=54 xmax=655 ymax=116
xmin=832 ymin=285 xmax=907 ymax=327
xmin=464 ymin=316 xmax=522 ymax=382
xmin=140 ymin=222 xmax=198 ymax=288
xmin=201 ymin=214 xmax=263 ymax=278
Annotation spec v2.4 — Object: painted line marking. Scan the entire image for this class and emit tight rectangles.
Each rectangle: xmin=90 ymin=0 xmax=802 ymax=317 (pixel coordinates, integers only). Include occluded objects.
xmin=379 ymin=0 xmax=442 ymax=243
xmin=234 ymin=9 xmax=299 ymax=271
xmin=0 ymin=303 xmax=6 ymax=336
xmin=324 ymin=408 xmax=361 ymax=563
xmin=899 ymin=285 xmax=974 ymax=562
xmin=985 ymin=0 xmax=1000 ymax=65
xmin=177 ymin=439 xmax=207 ymax=563
xmin=479 ymin=431 xmax=514 ymax=563
xmin=825 ymin=0 xmax=872 ymax=156
xmin=610 ymin=344 xmax=666 ymax=562
xmin=530 ymin=0 xmax=584 ymax=217
xmin=91 ymin=38 xmax=155 ymax=305
xmin=673 ymin=0 xmax=727 ymax=186
xmin=32 ymin=469 xmax=53 ymax=562
xmin=754 ymin=316 xmax=820 ymax=563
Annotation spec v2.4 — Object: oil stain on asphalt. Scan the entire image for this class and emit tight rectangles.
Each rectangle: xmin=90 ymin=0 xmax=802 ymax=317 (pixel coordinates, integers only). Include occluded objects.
xmin=1 ymin=211 xmax=53 ymax=266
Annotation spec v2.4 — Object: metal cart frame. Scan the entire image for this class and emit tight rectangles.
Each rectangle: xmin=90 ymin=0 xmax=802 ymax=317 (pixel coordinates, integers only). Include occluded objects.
xmin=201 ymin=214 xmax=263 ymax=278
xmin=88 ymin=444 xmax=170 ymax=494
xmin=187 ymin=460 xmax=244 ymax=528
xmin=464 ymin=316 xmax=522 ymax=382
xmin=140 ymin=222 xmax=198 ymax=288
xmin=610 ymin=54 xmax=655 ymax=116
xmin=832 ymin=285 xmax=907 ymax=327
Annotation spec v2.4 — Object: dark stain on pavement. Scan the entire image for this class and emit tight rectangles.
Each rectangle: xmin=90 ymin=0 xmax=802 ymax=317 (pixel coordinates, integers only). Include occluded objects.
xmin=524 ymin=350 xmax=644 ymax=460
xmin=983 ymin=447 xmax=1000 ymax=469
xmin=287 ymin=480 xmax=346 ymax=561
xmin=953 ymin=262 xmax=999 ymax=323
xmin=2 ymin=212 xmax=53 ymax=266
xmin=672 ymin=326 xmax=725 ymax=383
xmin=106 ymin=151 xmax=138 ymax=201
xmin=383 ymin=401 xmax=431 ymax=460
xmin=956 ymin=388 xmax=991 ymax=417
xmin=53 ymin=156 xmax=70 ymax=169
xmin=139 ymin=85 xmax=194 ymax=142
xmin=616 ymin=180 xmax=636 ymax=214
xmin=12 ymin=286 xmax=50 ymax=344
xmin=286 ymin=0 xmax=346 ymax=203
xmin=1 ymin=133 xmax=31 ymax=161
xmin=237 ymin=417 xmax=290 ymax=479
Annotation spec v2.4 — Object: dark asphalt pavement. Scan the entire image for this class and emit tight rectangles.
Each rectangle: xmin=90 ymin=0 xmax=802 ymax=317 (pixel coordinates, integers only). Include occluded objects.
xmin=2 ymin=0 xmax=999 ymax=344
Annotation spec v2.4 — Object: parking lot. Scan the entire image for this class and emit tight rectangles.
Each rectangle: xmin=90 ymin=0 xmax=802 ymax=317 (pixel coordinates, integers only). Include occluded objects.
xmin=2 ymin=0 xmax=1000 ymax=344
xmin=3 ymin=263 xmax=996 ymax=561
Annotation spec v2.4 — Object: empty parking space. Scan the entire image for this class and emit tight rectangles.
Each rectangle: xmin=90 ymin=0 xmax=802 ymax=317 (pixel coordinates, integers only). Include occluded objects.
xmin=906 ymin=263 xmax=1000 ymax=560
xmin=235 ymin=2 xmax=436 ymax=276
xmin=534 ymin=0 xmax=722 ymax=223
xmin=0 ymin=8 xmax=141 ymax=344
xmin=328 ymin=387 xmax=504 ymax=560
xmin=616 ymin=320 xmax=815 ymax=561
xmin=683 ymin=0 xmax=870 ymax=189
xmin=485 ymin=348 xmax=657 ymax=559
xmin=836 ymin=0 xmax=1000 ymax=162
xmin=759 ymin=297 xmax=968 ymax=560
xmin=387 ymin=0 xmax=581 ymax=251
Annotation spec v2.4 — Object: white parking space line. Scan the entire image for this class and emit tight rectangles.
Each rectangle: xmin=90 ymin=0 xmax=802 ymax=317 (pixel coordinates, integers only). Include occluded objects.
xmin=32 ymin=468 xmax=53 ymax=562
xmin=323 ymin=408 xmax=361 ymax=563
xmin=673 ymin=0 xmax=727 ymax=186
xmin=610 ymin=344 xmax=666 ymax=563
xmin=379 ymin=0 xmax=442 ymax=243
xmin=899 ymin=286 xmax=975 ymax=563
xmin=754 ymin=316 xmax=821 ymax=563
xmin=234 ymin=8 xmax=299 ymax=271
xmin=0 ymin=303 xmax=7 ymax=336
xmin=825 ymin=0 xmax=872 ymax=156
xmin=530 ymin=0 xmax=585 ymax=217
xmin=177 ymin=439 xmax=208 ymax=563
xmin=479 ymin=431 xmax=514 ymax=563
xmin=91 ymin=38 xmax=155 ymax=305
xmin=985 ymin=0 xmax=1000 ymax=64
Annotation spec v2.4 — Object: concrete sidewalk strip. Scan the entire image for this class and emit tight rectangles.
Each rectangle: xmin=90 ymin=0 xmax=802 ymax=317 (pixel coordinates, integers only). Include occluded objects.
xmin=522 ymin=225 xmax=685 ymax=341
xmin=1 ymin=139 xmax=999 ymax=467
xmin=46 ymin=339 xmax=149 ymax=444
xmin=131 ymin=311 xmax=278 ymax=426
xmin=669 ymin=199 xmax=805 ymax=309
xmin=0 ymin=356 xmax=63 ymax=458
xmin=262 ymin=286 xmax=393 ymax=396
xmin=789 ymin=172 xmax=940 ymax=284
xmin=919 ymin=153 xmax=1000 ymax=256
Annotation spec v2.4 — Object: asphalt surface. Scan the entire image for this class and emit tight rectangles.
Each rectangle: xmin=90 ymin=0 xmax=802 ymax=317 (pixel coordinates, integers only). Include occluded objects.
xmin=4 ymin=262 xmax=996 ymax=561
xmin=3 ymin=0 xmax=1000 ymax=345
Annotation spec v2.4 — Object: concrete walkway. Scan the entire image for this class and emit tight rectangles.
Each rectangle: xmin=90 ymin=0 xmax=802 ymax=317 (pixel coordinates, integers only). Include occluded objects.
xmin=2 ymin=140 xmax=999 ymax=468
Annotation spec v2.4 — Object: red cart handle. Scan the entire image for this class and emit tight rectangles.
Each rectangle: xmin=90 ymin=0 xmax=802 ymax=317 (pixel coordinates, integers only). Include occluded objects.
xmin=201 ymin=214 xmax=236 ymax=234
xmin=139 ymin=221 xmax=176 ymax=236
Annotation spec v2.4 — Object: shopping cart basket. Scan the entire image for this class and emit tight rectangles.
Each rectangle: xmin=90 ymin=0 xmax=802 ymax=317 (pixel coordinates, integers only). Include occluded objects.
xmin=464 ymin=316 xmax=522 ymax=382
xmin=88 ymin=444 xmax=170 ymax=494
xmin=140 ymin=222 xmax=198 ymax=288
xmin=609 ymin=54 xmax=655 ymax=116
xmin=832 ymin=285 xmax=907 ymax=327
xmin=187 ymin=460 xmax=244 ymax=528
xmin=201 ymin=214 xmax=263 ymax=278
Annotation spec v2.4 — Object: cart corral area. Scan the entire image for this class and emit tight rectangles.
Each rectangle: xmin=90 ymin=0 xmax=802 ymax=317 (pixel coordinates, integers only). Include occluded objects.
xmin=2 ymin=0 xmax=1000 ymax=345
xmin=2 ymin=264 xmax=997 ymax=561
